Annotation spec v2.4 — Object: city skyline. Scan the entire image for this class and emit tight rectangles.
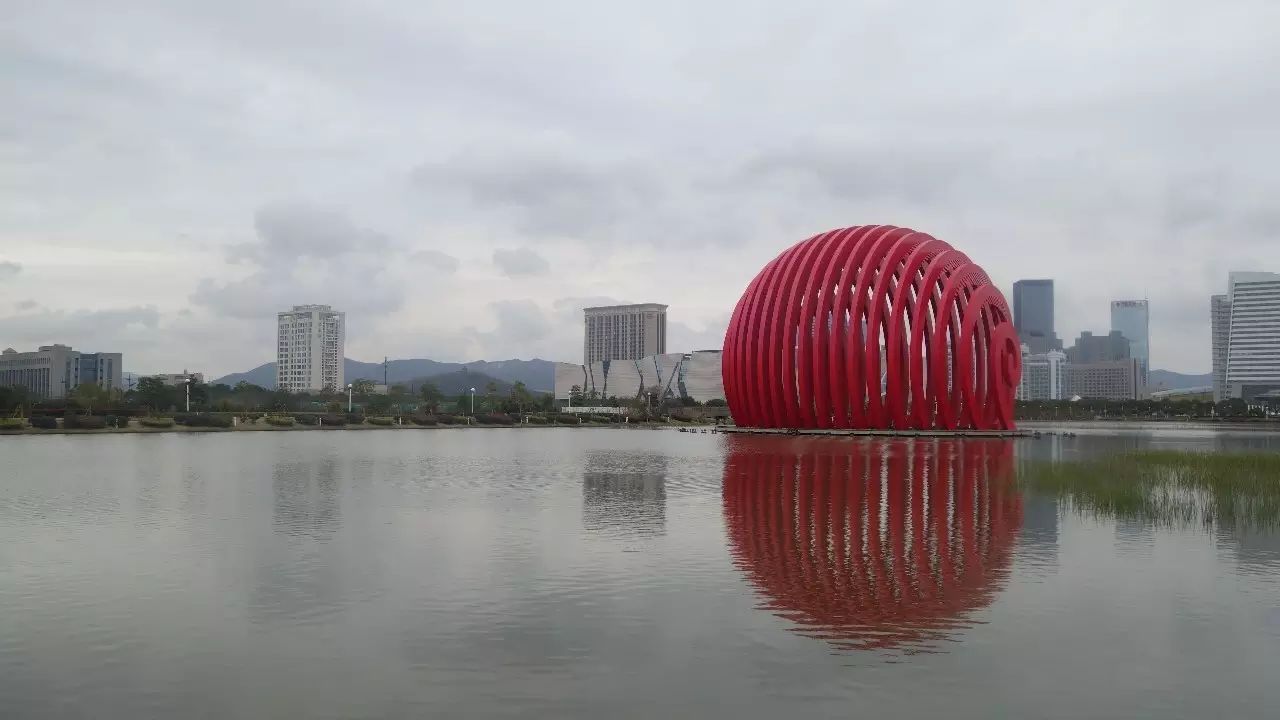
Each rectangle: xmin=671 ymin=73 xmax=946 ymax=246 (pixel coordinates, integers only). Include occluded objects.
xmin=2 ymin=2 xmax=1277 ymax=377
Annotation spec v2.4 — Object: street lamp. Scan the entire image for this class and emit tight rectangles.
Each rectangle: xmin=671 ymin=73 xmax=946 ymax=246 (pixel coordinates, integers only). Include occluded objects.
xmin=347 ymin=383 xmax=353 ymax=413
xmin=183 ymin=377 xmax=191 ymax=412
xmin=469 ymin=387 xmax=476 ymax=415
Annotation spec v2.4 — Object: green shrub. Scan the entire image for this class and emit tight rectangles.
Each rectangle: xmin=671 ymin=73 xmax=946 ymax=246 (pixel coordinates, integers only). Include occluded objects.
xmin=368 ymin=416 xmax=395 ymax=426
xmin=264 ymin=416 xmax=295 ymax=427
xmin=29 ymin=416 xmax=58 ymax=429
xmin=588 ymin=414 xmax=613 ymax=424
xmin=554 ymin=415 xmax=581 ymax=425
xmin=411 ymin=415 xmax=438 ymax=426
xmin=436 ymin=414 xmax=458 ymax=425
xmin=345 ymin=413 xmax=364 ymax=424
xmin=64 ymin=415 xmax=107 ymax=430
xmin=140 ymin=417 xmax=175 ymax=428
xmin=104 ymin=415 xmax=130 ymax=428
xmin=294 ymin=414 xmax=319 ymax=426
xmin=0 ymin=418 xmax=26 ymax=430
xmin=477 ymin=413 xmax=514 ymax=425
xmin=526 ymin=415 xmax=548 ymax=425
xmin=319 ymin=413 xmax=346 ymax=426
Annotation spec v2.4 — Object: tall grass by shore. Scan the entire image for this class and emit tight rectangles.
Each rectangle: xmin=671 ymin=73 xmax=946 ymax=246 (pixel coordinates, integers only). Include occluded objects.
xmin=1020 ymin=451 xmax=1280 ymax=531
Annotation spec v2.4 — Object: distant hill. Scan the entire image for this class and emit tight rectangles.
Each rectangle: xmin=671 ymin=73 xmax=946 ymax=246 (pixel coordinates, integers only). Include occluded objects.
xmin=408 ymin=369 xmax=515 ymax=398
xmin=213 ymin=358 xmax=554 ymax=391
xmin=1149 ymin=369 xmax=1212 ymax=391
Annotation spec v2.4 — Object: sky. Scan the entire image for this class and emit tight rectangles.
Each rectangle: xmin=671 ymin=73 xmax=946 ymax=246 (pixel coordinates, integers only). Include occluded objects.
xmin=2 ymin=0 xmax=1278 ymax=377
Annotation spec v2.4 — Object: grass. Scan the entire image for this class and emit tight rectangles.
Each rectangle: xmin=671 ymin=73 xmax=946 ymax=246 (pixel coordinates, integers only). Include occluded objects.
xmin=1020 ymin=450 xmax=1280 ymax=531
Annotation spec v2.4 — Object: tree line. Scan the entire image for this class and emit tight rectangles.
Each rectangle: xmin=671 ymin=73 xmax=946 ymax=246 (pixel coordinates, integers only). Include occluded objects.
xmin=0 ymin=377 xmax=557 ymax=417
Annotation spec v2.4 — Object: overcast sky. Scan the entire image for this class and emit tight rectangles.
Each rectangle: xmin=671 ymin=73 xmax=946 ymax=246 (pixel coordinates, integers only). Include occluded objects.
xmin=3 ymin=0 xmax=1278 ymax=377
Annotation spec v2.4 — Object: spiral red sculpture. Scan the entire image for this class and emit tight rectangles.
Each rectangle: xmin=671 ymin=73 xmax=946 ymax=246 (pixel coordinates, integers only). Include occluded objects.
xmin=722 ymin=225 xmax=1020 ymax=430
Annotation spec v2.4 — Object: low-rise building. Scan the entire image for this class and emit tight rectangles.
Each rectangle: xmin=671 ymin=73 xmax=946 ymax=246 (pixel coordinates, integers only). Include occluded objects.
xmin=0 ymin=345 xmax=123 ymax=399
xmin=154 ymin=372 xmax=205 ymax=386
xmin=1017 ymin=349 xmax=1067 ymax=401
xmin=1065 ymin=359 xmax=1146 ymax=400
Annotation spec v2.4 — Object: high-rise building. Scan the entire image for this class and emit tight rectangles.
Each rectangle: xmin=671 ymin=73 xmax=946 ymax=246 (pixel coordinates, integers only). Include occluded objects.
xmin=1211 ymin=294 xmax=1231 ymax=402
xmin=1017 ymin=348 xmax=1067 ymax=401
xmin=1012 ymin=279 xmax=1061 ymax=353
xmin=0 ymin=344 xmax=123 ymax=399
xmin=583 ymin=304 xmax=667 ymax=365
xmin=1065 ymin=330 xmax=1130 ymax=364
xmin=276 ymin=304 xmax=345 ymax=392
xmin=1110 ymin=300 xmax=1149 ymax=383
xmin=1065 ymin=359 xmax=1147 ymax=400
xmin=1225 ymin=272 xmax=1280 ymax=400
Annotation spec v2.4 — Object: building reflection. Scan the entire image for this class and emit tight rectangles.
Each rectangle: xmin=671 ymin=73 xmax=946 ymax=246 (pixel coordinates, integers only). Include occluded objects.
xmin=272 ymin=457 xmax=342 ymax=539
xmin=722 ymin=436 xmax=1021 ymax=653
xmin=582 ymin=452 xmax=667 ymax=537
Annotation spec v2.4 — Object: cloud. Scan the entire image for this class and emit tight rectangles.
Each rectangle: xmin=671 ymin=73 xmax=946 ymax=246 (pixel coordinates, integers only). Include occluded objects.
xmin=7 ymin=1 xmax=1280 ymax=374
xmin=14 ymin=299 xmax=37 ymax=311
xmin=413 ymin=150 xmax=660 ymax=240
xmin=0 ymin=261 xmax=22 ymax=279
xmin=0 ymin=306 xmax=160 ymax=355
xmin=192 ymin=204 xmax=404 ymax=320
xmin=408 ymin=249 xmax=460 ymax=274
xmin=492 ymin=247 xmax=550 ymax=278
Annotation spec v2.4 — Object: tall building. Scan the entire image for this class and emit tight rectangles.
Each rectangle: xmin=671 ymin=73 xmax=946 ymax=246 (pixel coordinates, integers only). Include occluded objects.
xmin=1012 ymin=279 xmax=1061 ymax=353
xmin=276 ymin=304 xmax=345 ymax=392
xmin=1066 ymin=330 xmax=1130 ymax=364
xmin=0 ymin=344 xmax=122 ymax=399
xmin=1110 ymin=300 xmax=1149 ymax=383
xmin=583 ymin=304 xmax=667 ymax=365
xmin=1211 ymin=294 xmax=1231 ymax=402
xmin=1066 ymin=359 xmax=1146 ymax=400
xmin=1225 ymin=272 xmax=1280 ymax=400
xmin=1017 ymin=348 xmax=1067 ymax=401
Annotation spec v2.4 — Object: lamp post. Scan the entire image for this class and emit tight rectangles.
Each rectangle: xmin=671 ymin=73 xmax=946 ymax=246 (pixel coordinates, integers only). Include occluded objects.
xmin=469 ymin=387 xmax=476 ymax=415
xmin=347 ymin=383 xmax=353 ymax=413
xmin=184 ymin=377 xmax=191 ymax=412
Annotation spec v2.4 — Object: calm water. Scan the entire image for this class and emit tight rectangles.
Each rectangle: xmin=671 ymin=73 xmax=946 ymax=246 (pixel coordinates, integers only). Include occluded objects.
xmin=2 ymin=428 xmax=1279 ymax=718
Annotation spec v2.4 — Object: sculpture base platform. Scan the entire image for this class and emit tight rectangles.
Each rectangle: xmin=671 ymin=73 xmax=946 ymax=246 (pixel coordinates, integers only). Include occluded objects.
xmin=718 ymin=427 xmax=1031 ymax=438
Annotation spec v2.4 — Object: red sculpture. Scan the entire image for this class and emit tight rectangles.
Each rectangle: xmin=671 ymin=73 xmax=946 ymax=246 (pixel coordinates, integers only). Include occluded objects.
xmin=722 ymin=225 xmax=1020 ymax=430
xmin=722 ymin=436 xmax=1021 ymax=653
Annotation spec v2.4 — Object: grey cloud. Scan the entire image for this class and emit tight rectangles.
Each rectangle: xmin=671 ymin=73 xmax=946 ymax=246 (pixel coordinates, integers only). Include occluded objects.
xmin=193 ymin=204 xmax=404 ymax=319
xmin=553 ymin=296 xmax=624 ymax=321
xmin=669 ymin=316 xmax=729 ymax=354
xmin=737 ymin=143 xmax=991 ymax=205
xmin=14 ymin=300 xmax=38 ymax=311
xmin=0 ymin=261 xmax=22 ymax=279
xmin=230 ymin=204 xmax=392 ymax=263
xmin=0 ymin=305 xmax=160 ymax=351
xmin=409 ymin=249 xmax=460 ymax=274
xmin=414 ymin=152 xmax=660 ymax=240
xmin=493 ymin=247 xmax=550 ymax=278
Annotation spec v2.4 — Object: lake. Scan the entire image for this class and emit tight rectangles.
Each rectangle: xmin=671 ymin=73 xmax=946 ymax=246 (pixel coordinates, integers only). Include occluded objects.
xmin=2 ymin=427 xmax=1279 ymax=718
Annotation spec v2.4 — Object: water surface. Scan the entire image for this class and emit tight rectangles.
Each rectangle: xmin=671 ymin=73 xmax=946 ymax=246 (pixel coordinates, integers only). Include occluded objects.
xmin=2 ymin=428 xmax=1278 ymax=718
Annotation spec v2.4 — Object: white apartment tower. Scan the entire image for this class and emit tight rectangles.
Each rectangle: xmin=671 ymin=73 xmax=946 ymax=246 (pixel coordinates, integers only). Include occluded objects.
xmin=277 ymin=305 xmax=345 ymax=392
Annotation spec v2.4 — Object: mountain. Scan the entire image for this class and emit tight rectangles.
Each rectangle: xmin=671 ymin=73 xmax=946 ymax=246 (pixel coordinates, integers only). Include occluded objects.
xmin=1148 ymin=369 xmax=1212 ymax=391
xmin=213 ymin=358 xmax=555 ymax=391
xmin=408 ymin=369 xmax=514 ymax=398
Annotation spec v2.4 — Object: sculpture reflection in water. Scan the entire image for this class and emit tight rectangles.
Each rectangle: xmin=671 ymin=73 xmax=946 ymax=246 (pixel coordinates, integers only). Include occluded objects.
xmin=722 ymin=437 xmax=1021 ymax=654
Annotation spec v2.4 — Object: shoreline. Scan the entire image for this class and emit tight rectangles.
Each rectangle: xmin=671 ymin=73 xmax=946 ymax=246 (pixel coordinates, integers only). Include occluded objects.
xmin=0 ymin=422 xmax=699 ymax=437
